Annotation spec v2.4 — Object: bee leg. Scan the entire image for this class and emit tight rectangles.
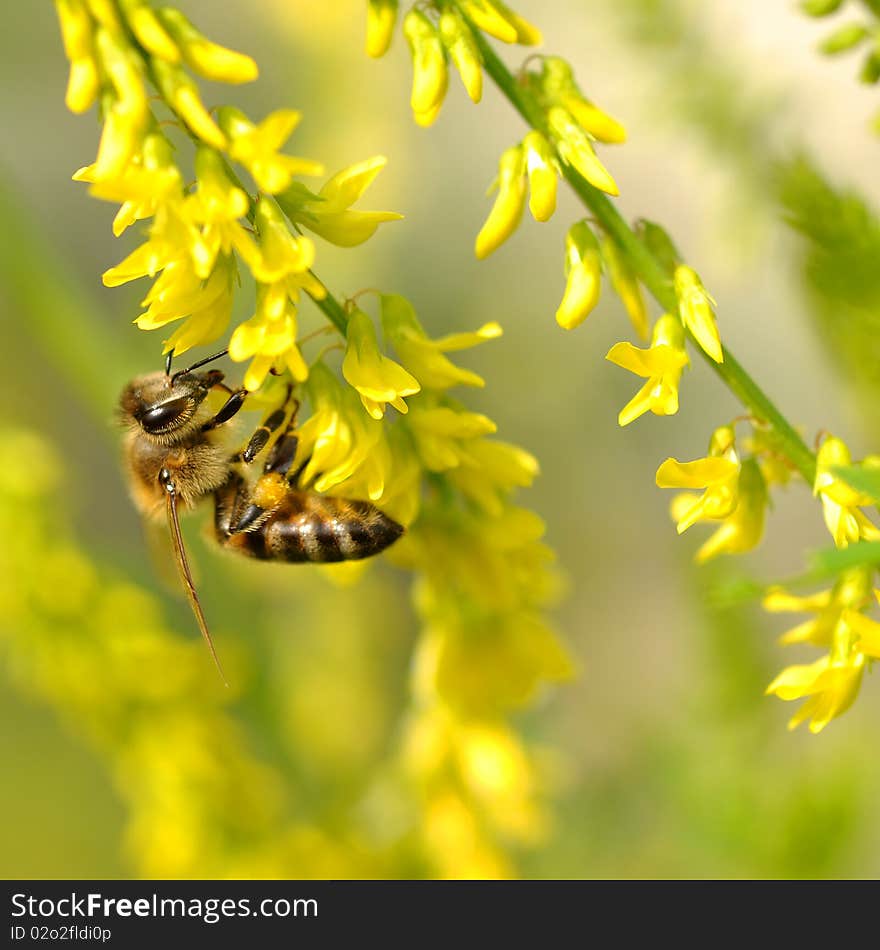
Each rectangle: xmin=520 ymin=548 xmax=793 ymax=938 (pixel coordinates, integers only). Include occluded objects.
xmin=238 ymin=389 xmax=299 ymax=464
xmin=202 ymin=388 xmax=247 ymax=432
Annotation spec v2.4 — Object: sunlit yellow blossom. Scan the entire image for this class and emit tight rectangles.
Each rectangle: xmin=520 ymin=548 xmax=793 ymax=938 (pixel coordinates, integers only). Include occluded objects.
xmin=404 ymin=10 xmax=448 ymax=122
xmin=767 ymin=651 xmax=864 ymax=733
xmin=366 ymin=0 xmax=398 ymax=58
xmin=228 ymin=282 xmax=308 ymax=391
xmin=674 ymin=264 xmax=723 ymax=364
xmin=606 ymin=314 xmax=688 ymax=425
xmin=152 ymin=59 xmax=226 ymax=149
xmin=688 ymin=458 xmax=767 ymax=562
xmin=406 ymin=405 xmax=497 ymax=471
xmin=278 ymin=156 xmax=402 ymax=247
xmin=120 ymin=0 xmax=179 ymax=62
xmin=343 ymin=309 xmax=421 ymax=419
xmin=475 ymin=145 xmax=527 ymax=259
xmin=440 ymin=9 xmax=483 ymax=103
xmin=522 ymin=131 xmax=557 ymax=222
xmin=135 ymin=255 xmax=235 ymax=357
xmin=185 ymin=147 xmax=258 ymax=278
xmin=219 ymin=107 xmax=324 ymax=194
xmin=461 ymin=0 xmax=542 ymax=45
xmin=250 ymin=196 xmax=315 ymax=284
xmin=156 ymin=7 xmax=258 ymax=83
xmin=294 ymin=362 xmax=392 ymax=503
xmin=656 ymin=425 xmax=740 ymax=533
xmin=74 ymin=132 xmax=183 ymax=236
xmin=102 ymin=202 xmax=200 ymax=286
xmin=556 ymin=221 xmax=602 ymax=330
xmin=381 ymin=294 xmax=501 ymax=390
xmin=763 ymin=568 xmax=873 ymax=646
xmin=55 ymin=0 xmax=101 ymax=113
xmin=601 ymin=235 xmax=649 ymax=340
xmin=814 ymin=436 xmax=880 ymax=548
xmin=547 ymin=106 xmax=619 ymax=197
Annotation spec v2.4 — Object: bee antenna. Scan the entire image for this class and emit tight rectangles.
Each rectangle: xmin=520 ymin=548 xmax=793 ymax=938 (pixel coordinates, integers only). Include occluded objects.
xmin=170 ymin=347 xmax=230 ymax=384
xmin=164 ymin=349 xmax=175 ymax=378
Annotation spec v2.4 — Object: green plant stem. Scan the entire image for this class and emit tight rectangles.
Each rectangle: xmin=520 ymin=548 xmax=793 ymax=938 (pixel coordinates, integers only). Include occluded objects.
xmin=462 ymin=14 xmax=817 ymax=484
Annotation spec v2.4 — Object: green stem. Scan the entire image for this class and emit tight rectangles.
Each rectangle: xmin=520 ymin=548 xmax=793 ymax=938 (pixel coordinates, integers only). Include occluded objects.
xmin=462 ymin=14 xmax=817 ymax=483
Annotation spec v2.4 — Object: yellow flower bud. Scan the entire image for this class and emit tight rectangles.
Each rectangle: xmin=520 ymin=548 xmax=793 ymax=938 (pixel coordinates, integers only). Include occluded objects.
xmin=404 ymin=10 xmax=448 ymax=117
xmin=601 ymin=236 xmax=649 ymax=340
xmin=460 ymin=0 xmax=517 ymax=43
xmin=152 ymin=60 xmax=226 ymax=149
xmin=561 ymin=94 xmax=626 ymax=144
xmin=673 ymin=264 xmax=723 ymax=364
xmin=55 ymin=0 xmax=101 ymax=113
xmin=439 ymin=10 xmax=483 ymax=103
xmin=555 ymin=222 xmax=601 ymax=330
xmin=814 ymin=436 xmax=880 ymax=548
xmin=475 ymin=145 xmax=527 ymax=259
xmin=547 ymin=107 xmax=619 ymax=196
xmin=157 ymin=7 xmax=258 ymax=84
xmin=366 ymin=0 xmax=398 ymax=58
xmin=522 ymin=132 xmax=557 ymax=222
xmin=119 ymin=0 xmax=179 ymax=62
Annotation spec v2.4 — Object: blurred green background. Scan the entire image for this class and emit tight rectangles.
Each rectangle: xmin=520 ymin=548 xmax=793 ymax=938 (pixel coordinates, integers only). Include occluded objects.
xmin=2 ymin=0 xmax=880 ymax=879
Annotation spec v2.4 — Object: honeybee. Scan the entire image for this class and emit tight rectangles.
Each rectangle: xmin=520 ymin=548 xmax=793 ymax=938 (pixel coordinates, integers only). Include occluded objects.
xmin=119 ymin=349 xmax=404 ymax=680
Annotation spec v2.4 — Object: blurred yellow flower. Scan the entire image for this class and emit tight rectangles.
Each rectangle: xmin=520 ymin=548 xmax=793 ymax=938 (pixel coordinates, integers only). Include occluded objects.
xmin=366 ymin=0 xmax=398 ymax=58
xmin=440 ymin=8 xmax=483 ymax=103
xmin=404 ymin=9 xmax=448 ymax=125
xmin=688 ymin=458 xmax=767 ymax=563
xmin=813 ymin=436 xmax=880 ymax=548
xmin=767 ymin=651 xmax=864 ymax=734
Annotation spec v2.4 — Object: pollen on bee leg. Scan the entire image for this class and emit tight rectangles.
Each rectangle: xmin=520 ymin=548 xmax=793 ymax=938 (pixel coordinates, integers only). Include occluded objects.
xmin=252 ymin=471 xmax=288 ymax=509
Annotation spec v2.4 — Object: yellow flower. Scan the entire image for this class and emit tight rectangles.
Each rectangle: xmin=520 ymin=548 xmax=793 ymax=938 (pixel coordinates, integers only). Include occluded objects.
xmin=406 ymin=404 xmax=497 ymax=471
xmin=156 ymin=7 xmax=258 ymax=83
xmin=460 ymin=0 xmax=542 ymax=46
xmin=381 ymin=293 xmax=501 ymax=390
xmin=656 ymin=425 xmax=740 ymax=533
xmin=522 ymin=131 xmax=557 ymax=222
xmin=121 ymin=0 xmax=180 ymax=63
xmin=102 ymin=202 xmax=199 ymax=286
xmin=766 ymin=651 xmax=864 ymax=734
xmin=219 ymin=107 xmax=324 ymax=194
xmin=531 ymin=58 xmax=626 ymax=144
xmin=475 ymin=145 xmax=527 ymax=259
xmin=601 ymin=235 xmax=649 ymax=340
xmin=446 ymin=439 xmax=539 ymax=516
xmin=55 ymin=0 xmax=101 ymax=114
xmin=250 ymin=196 xmax=317 ymax=286
xmin=546 ymin=106 xmax=619 ymax=197
xmin=605 ymin=314 xmax=688 ymax=426
xmin=689 ymin=458 xmax=767 ymax=562
xmin=555 ymin=221 xmax=602 ymax=330
xmin=674 ymin=265 xmax=723 ymax=364
xmin=295 ymin=362 xmax=391 ymax=503
xmin=152 ymin=59 xmax=226 ymax=149
xmin=763 ymin=569 xmax=873 ymax=647
xmin=439 ymin=9 xmax=483 ymax=103
xmin=814 ymin=436 xmax=880 ymax=548
xmin=404 ymin=9 xmax=448 ymax=124
xmin=228 ymin=282 xmax=309 ymax=391
xmin=136 ymin=255 xmax=235 ymax=356
xmin=342 ymin=309 xmax=421 ymax=419
xmin=278 ymin=156 xmax=403 ymax=247
xmin=366 ymin=0 xmax=399 ymax=58
xmin=74 ymin=132 xmax=183 ymax=236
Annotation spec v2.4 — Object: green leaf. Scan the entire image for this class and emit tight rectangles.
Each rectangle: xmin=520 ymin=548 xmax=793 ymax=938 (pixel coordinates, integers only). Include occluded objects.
xmin=808 ymin=539 xmax=880 ymax=574
xmin=819 ymin=23 xmax=870 ymax=55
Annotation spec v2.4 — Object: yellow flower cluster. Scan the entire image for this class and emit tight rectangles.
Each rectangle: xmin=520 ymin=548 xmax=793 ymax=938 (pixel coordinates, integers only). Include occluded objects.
xmin=363 ymin=2 xmax=880 ymax=733
xmin=57 ymin=0 xmax=400 ymax=387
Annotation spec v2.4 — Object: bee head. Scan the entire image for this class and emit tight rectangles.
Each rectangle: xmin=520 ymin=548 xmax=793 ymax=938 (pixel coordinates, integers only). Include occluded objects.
xmin=119 ymin=369 xmax=223 ymax=443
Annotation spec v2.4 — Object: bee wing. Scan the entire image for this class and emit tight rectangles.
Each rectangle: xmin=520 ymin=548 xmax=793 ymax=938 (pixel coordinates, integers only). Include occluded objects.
xmin=165 ymin=489 xmax=228 ymax=685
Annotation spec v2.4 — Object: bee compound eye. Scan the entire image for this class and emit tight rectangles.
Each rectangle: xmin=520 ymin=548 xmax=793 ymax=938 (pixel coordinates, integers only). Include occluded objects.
xmin=140 ymin=395 xmax=192 ymax=434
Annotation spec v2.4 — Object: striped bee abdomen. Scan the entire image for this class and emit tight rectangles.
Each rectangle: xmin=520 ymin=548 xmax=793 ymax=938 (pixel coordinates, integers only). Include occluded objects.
xmin=216 ymin=480 xmax=404 ymax=563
